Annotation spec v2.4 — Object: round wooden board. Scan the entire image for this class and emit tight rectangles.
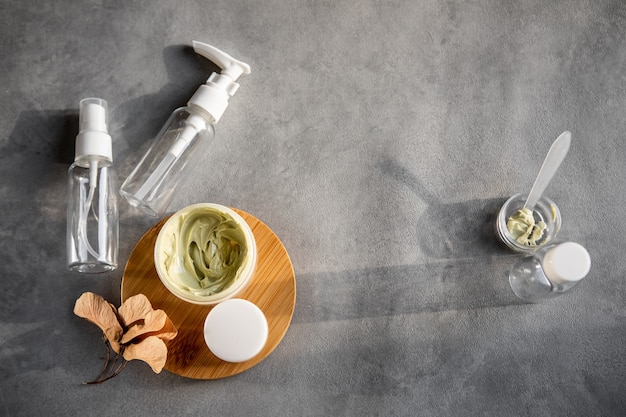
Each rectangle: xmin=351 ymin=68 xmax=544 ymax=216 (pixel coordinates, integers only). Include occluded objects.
xmin=121 ymin=209 xmax=296 ymax=379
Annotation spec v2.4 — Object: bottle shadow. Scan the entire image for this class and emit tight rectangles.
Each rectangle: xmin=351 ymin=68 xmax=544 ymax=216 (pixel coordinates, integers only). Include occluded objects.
xmin=0 ymin=109 xmax=77 ymax=197
xmin=377 ymin=155 xmax=511 ymax=260
xmin=293 ymin=257 xmax=521 ymax=325
xmin=289 ymin=155 xmax=524 ymax=324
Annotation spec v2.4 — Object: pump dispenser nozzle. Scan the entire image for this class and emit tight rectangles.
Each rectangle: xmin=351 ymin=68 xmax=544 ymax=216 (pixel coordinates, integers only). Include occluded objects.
xmin=188 ymin=41 xmax=251 ymax=124
xmin=192 ymin=41 xmax=251 ymax=81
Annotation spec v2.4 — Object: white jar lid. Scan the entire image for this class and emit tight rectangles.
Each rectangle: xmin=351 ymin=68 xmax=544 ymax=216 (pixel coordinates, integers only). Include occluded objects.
xmin=543 ymin=242 xmax=591 ymax=283
xmin=203 ymin=299 xmax=268 ymax=363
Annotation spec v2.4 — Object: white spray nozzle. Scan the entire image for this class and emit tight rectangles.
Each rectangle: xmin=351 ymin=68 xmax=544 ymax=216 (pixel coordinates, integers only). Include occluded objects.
xmin=188 ymin=41 xmax=250 ymax=124
xmin=75 ymin=98 xmax=112 ymax=167
xmin=80 ymin=99 xmax=108 ymax=133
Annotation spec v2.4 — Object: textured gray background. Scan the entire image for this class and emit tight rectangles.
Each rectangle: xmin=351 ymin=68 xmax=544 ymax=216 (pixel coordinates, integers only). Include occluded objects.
xmin=1 ymin=0 xmax=625 ymax=416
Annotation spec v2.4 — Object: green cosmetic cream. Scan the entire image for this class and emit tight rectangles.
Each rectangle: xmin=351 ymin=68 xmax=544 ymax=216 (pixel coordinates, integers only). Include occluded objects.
xmin=158 ymin=208 xmax=249 ymax=296
xmin=506 ymin=208 xmax=546 ymax=246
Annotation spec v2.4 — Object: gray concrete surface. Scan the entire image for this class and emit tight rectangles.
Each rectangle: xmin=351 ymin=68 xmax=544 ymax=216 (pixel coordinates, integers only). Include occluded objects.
xmin=1 ymin=0 xmax=625 ymax=416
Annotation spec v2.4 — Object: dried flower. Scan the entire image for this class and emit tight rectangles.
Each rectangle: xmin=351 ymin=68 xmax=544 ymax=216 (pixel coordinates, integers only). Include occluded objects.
xmin=74 ymin=292 xmax=177 ymax=384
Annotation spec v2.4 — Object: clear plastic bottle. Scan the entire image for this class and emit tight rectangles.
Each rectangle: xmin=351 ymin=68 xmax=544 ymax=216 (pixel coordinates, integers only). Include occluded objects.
xmin=67 ymin=98 xmax=118 ymax=273
xmin=509 ymin=241 xmax=590 ymax=302
xmin=119 ymin=108 xmax=214 ymax=216
xmin=119 ymin=41 xmax=250 ymax=217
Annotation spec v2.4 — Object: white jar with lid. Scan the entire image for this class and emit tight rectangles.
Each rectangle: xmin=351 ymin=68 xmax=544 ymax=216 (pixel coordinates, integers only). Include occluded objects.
xmin=509 ymin=241 xmax=591 ymax=302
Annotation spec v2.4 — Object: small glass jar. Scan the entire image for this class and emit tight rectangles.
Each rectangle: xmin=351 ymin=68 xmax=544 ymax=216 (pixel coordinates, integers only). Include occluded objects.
xmin=509 ymin=241 xmax=590 ymax=302
xmin=496 ymin=193 xmax=561 ymax=254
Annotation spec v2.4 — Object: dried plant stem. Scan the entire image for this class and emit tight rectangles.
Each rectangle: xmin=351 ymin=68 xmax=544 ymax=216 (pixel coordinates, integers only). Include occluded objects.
xmin=84 ymin=338 xmax=128 ymax=385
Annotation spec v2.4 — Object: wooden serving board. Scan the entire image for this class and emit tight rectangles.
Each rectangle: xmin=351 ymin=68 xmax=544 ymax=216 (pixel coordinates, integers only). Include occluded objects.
xmin=121 ymin=209 xmax=296 ymax=379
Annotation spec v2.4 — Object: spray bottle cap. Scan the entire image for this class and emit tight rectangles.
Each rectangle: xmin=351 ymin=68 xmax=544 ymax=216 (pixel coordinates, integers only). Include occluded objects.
xmin=542 ymin=242 xmax=591 ymax=284
xmin=75 ymin=98 xmax=112 ymax=167
xmin=188 ymin=41 xmax=250 ymax=124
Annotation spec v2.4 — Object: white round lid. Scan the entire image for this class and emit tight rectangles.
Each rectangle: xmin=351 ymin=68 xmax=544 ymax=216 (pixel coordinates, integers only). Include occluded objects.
xmin=203 ymin=299 xmax=268 ymax=363
xmin=543 ymin=242 xmax=591 ymax=284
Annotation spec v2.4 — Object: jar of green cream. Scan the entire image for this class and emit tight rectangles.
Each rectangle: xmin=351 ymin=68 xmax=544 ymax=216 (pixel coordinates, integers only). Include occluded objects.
xmin=154 ymin=203 xmax=257 ymax=305
xmin=496 ymin=193 xmax=562 ymax=254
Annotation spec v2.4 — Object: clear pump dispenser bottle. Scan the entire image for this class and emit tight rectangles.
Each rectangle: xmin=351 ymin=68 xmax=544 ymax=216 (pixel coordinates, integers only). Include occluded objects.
xmin=67 ymin=98 xmax=119 ymax=273
xmin=509 ymin=241 xmax=591 ymax=302
xmin=119 ymin=41 xmax=250 ymax=217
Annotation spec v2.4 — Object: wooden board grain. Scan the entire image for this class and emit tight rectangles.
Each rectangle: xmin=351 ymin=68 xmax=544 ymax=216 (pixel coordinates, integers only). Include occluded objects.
xmin=120 ymin=209 xmax=296 ymax=379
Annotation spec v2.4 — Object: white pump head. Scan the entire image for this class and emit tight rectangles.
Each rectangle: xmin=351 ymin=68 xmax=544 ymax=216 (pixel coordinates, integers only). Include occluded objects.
xmin=188 ymin=41 xmax=251 ymax=124
xmin=75 ymin=98 xmax=112 ymax=167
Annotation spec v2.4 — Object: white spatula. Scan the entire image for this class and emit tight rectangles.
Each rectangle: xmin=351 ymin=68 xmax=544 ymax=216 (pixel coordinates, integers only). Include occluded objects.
xmin=523 ymin=131 xmax=572 ymax=211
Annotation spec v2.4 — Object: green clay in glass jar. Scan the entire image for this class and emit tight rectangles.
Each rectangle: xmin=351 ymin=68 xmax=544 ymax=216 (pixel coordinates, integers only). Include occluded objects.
xmin=506 ymin=207 xmax=546 ymax=246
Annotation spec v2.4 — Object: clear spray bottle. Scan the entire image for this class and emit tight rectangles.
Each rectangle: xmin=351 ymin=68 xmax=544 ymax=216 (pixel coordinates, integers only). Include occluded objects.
xmin=67 ymin=98 xmax=119 ymax=273
xmin=119 ymin=41 xmax=250 ymax=217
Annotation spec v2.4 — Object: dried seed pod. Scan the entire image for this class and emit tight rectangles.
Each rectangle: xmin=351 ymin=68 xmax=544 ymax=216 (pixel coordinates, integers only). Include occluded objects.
xmin=74 ymin=292 xmax=178 ymax=382
xmin=122 ymin=336 xmax=168 ymax=373
xmin=73 ymin=292 xmax=123 ymax=352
